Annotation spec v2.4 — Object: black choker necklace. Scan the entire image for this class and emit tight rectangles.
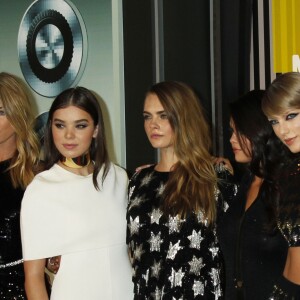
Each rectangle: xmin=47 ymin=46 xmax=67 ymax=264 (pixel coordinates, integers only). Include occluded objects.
xmin=60 ymin=153 xmax=91 ymax=169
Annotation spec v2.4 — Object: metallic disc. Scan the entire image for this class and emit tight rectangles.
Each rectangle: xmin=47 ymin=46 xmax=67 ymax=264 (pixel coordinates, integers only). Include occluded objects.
xmin=18 ymin=0 xmax=87 ymax=97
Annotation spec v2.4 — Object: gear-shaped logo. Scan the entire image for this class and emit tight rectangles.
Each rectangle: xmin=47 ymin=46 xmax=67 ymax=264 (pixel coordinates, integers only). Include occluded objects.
xmin=18 ymin=0 xmax=87 ymax=97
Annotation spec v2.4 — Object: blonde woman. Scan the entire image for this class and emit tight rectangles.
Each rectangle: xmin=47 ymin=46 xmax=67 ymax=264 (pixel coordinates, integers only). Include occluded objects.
xmin=262 ymin=72 xmax=300 ymax=299
xmin=126 ymin=81 xmax=236 ymax=299
xmin=0 ymin=72 xmax=40 ymax=299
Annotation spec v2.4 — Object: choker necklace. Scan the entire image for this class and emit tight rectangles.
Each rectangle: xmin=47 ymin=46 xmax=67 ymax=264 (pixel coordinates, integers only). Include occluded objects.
xmin=60 ymin=153 xmax=91 ymax=169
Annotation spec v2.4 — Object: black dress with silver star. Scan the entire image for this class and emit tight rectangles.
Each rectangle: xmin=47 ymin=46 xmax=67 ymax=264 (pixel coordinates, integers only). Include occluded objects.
xmin=126 ymin=165 xmax=236 ymax=299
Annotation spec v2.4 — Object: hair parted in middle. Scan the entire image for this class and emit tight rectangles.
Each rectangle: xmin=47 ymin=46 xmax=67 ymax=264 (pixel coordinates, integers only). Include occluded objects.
xmin=44 ymin=86 xmax=110 ymax=189
xmin=0 ymin=72 xmax=40 ymax=188
xmin=147 ymin=81 xmax=217 ymax=224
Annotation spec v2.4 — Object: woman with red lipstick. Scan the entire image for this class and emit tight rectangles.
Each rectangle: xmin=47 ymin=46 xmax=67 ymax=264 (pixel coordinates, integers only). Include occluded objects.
xmin=21 ymin=87 xmax=133 ymax=300
xmin=126 ymin=81 xmax=236 ymax=299
xmin=262 ymin=72 xmax=300 ymax=299
xmin=218 ymin=90 xmax=290 ymax=299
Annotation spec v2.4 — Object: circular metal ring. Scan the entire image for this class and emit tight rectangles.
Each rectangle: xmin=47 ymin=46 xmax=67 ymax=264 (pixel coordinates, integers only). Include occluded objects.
xmin=18 ymin=0 xmax=87 ymax=97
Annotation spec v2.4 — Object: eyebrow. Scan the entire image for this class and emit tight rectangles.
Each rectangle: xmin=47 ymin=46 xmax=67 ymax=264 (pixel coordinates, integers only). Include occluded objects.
xmin=53 ymin=118 xmax=90 ymax=123
xmin=143 ymin=110 xmax=165 ymax=114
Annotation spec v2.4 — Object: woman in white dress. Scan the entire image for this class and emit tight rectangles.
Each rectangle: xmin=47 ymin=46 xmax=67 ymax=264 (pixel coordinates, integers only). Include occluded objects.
xmin=21 ymin=87 xmax=133 ymax=300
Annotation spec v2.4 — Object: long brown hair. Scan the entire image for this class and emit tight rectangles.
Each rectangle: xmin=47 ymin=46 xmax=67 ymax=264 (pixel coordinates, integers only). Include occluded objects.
xmin=148 ymin=81 xmax=217 ymax=224
xmin=0 ymin=72 xmax=40 ymax=188
xmin=43 ymin=87 xmax=110 ymax=190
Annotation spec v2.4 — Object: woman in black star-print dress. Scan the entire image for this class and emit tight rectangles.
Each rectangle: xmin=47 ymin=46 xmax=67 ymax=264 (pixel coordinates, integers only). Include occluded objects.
xmin=126 ymin=81 xmax=236 ymax=299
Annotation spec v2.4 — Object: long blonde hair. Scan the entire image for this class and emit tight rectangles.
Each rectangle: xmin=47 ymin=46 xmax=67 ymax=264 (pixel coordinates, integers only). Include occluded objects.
xmin=148 ymin=81 xmax=217 ymax=224
xmin=0 ymin=72 xmax=40 ymax=188
xmin=262 ymin=72 xmax=300 ymax=117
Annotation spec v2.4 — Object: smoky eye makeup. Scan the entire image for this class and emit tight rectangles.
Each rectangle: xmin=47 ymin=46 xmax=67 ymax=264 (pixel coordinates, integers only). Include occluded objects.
xmin=286 ymin=112 xmax=299 ymax=120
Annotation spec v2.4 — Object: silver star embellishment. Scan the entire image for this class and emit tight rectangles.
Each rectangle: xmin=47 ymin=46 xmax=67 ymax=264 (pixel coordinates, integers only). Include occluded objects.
xmin=167 ymin=241 xmax=182 ymax=260
xmin=151 ymin=259 xmax=162 ymax=279
xmin=209 ymin=268 xmax=222 ymax=298
xmin=214 ymin=185 xmax=220 ymax=199
xmin=193 ymin=279 xmax=204 ymax=296
xmin=140 ymin=172 xmax=154 ymax=186
xmin=156 ymin=182 xmax=166 ymax=196
xmin=189 ymin=255 xmax=205 ymax=276
xmin=209 ymin=246 xmax=219 ymax=259
xmin=188 ymin=229 xmax=204 ymax=249
xmin=142 ymin=269 xmax=149 ymax=284
xmin=148 ymin=232 xmax=163 ymax=252
xmin=196 ymin=210 xmax=208 ymax=226
xmin=128 ymin=195 xmax=145 ymax=210
xmin=128 ymin=216 xmax=140 ymax=236
xmin=168 ymin=215 xmax=181 ymax=233
xmin=151 ymin=287 xmax=162 ymax=300
xmin=209 ymin=267 xmax=220 ymax=287
xmin=128 ymin=185 xmax=135 ymax=199
xmin=223 ymin=200 xmax=229 ymax=212
xmin=134 ymin=243 xmax=144 ymax=261
xmin=149 ymin=208 xmax=163 ymax=224
xmin=169 ymin=267 xmax=185 ymax=288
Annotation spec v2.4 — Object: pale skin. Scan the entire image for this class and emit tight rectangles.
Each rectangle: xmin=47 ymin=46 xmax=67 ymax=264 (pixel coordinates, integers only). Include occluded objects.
xmin=229 ymin=118 xmax=263 ymax=210
xmin=0 ymin=101 xmax=17 ymax=161
xmin=139 ymin=94 xmax=234 ymax=174
xmin=143 ymin=93 xmax=178 ymax=171
xmin=24 ymin=106 xmax=98 ymax=299
xmin=268 ymin=109 xmax=300 ymax=285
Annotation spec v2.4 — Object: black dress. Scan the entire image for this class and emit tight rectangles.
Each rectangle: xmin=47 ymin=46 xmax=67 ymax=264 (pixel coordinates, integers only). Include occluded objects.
xmin=0 ymin=160 xmax=26 ymax=299
xmin=218 ymin=171 xmax=288 ymax=300
xmin=126 ymin=165 xmax=236 ymax=299
xmin=268 ymin=159 xmax=300 ymax=299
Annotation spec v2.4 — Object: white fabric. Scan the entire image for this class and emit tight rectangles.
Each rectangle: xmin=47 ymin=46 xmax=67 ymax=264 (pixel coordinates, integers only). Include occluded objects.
xmin=21 ymin=163 xmax=133 ymax=300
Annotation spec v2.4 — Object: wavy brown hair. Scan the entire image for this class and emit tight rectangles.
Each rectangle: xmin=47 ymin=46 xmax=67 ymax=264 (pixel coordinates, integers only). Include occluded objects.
xmin=148 ymin=81 xmax=217 ymax=224
xmin=0 ymin=72 xmax=40 ymax=188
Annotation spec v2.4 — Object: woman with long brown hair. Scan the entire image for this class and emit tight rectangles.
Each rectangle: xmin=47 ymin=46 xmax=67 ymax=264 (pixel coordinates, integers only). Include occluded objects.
xmin=127 ymin=81 xmax=235 ymax=299
xmin=21 ymin=86 xmax=133 ymax=300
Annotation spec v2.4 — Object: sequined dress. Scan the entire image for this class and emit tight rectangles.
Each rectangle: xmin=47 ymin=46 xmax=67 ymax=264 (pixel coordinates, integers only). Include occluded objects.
xmin=126 ymin=165 xmax=236 ymax=299
xmin=269 ymin=158 xmax=300 ymax=299
xmin=0 ymin=160 xmax=26 ymax=299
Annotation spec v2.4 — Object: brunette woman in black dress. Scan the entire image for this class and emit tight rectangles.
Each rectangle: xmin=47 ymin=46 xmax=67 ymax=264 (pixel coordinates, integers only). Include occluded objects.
xmin=218 ymin=90 xmax=289 ymax=299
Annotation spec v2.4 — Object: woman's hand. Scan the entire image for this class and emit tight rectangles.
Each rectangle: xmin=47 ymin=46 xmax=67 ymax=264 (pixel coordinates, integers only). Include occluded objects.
xmin=213 ymin=157 xmax=234 ymax=175
xmin=46 ymin=256 xmax=61 ymax=274
xmin=135 ymin=164 xmax=153 ymax=172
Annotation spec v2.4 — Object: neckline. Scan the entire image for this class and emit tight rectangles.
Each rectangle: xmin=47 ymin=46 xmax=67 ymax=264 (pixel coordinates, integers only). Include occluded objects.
xmin=54 ymin=163 xmax=93 ymax=178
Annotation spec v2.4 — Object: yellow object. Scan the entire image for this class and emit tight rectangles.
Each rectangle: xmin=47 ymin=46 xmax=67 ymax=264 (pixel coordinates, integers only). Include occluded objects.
xmin=272 ymin=0 xmax=300 ymax=72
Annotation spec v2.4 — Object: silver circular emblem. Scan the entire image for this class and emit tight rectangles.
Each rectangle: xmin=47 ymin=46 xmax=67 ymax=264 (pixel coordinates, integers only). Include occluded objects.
xmin=18 ymin=0 xmax=87 ymax=97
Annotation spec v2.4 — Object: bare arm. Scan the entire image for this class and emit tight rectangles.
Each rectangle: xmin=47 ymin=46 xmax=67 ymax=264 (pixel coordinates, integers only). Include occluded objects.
xmin=24 ymin=259 xmax=49 ymax=300
xmin=283 ymin=247 xmax=300 ymax=284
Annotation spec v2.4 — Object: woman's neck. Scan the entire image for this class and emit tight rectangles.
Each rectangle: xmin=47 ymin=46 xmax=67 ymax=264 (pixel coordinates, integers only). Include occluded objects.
xmin=57 ymin=160 xmax=94 ymax=176
xmin=155 ymin=148 xmax=178 ymax=172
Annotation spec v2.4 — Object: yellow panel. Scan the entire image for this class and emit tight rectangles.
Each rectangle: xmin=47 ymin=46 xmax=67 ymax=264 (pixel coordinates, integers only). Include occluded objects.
xmin=272 ymin=0 xmax=300 ymax=72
